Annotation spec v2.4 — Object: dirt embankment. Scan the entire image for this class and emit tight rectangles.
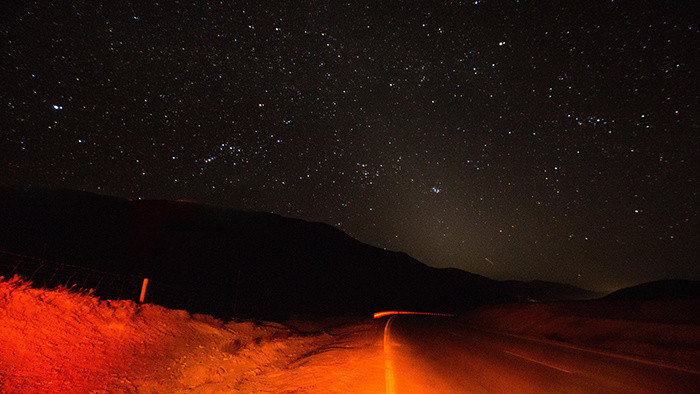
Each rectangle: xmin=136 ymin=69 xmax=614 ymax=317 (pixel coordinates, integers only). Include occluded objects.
xmin=461 ymin=299 xmax=700 ymax=372
xmin=0 ymin=276 xmax=385 ymax=393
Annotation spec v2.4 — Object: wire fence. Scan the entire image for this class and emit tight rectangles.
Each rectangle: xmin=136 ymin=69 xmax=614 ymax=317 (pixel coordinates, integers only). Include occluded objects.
xmin=0 ymin=250 xmax=146 ymax=301
xmin=0 ymin=250 xmax=199 ymax=307
xmin=0 ymin=249 xmax=246 ymax=318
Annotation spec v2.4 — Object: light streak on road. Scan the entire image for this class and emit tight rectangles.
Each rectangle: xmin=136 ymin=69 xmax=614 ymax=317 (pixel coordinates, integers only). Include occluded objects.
xmin=376 ymin=315 xmax=699 ymax=393
xmin=378 ymin=311 xmax=455 ymax=394
xmin=383 ymin=316 xmax=397 ymax=394
xmin=373 ymin=311 xmax=455 ymax=319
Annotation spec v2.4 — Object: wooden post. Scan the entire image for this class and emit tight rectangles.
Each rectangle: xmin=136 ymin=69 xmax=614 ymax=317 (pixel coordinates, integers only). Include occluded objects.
xmin=139 ymin=278 xmax=149 ymax=303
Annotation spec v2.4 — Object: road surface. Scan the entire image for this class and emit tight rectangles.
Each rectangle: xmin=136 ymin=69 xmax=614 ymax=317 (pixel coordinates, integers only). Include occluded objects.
xmin=382 ymin=314 xmax=699 ymax=393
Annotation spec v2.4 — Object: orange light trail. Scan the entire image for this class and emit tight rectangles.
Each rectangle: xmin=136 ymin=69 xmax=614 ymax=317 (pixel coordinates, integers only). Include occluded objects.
xmin=373 ymin=311 xmax=455 ymax=319
xmin=383 ymin=316 xmax=397 ymax=394
xmin=379 ymin=311 xmax=456 ymax=393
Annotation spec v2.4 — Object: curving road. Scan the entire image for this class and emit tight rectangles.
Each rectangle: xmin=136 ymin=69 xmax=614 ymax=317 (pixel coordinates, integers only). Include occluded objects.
xmin=381 ymin=314 xmax=699 ymax=393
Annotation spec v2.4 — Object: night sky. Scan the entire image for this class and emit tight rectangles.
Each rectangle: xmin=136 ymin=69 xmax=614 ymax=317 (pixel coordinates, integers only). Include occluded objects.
xmin=2 ymin=1 xmax=698 ymax=291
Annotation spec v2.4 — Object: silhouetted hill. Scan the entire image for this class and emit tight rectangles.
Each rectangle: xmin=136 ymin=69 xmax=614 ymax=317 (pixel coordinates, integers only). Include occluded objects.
xmin=0 ymin=187 xmax=597 ymax=320
xmin=604 ymin=279 xmax=700 ymax=300
xmin=498 ymin=280 xmax=605 ymax=301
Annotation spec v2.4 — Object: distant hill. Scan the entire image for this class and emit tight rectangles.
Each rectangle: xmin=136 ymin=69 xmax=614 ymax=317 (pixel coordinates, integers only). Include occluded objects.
xmin=498 ymin=280 xmax=604 ymax=301
xmin=604 ymin=279 xmax=700 ymax=300
xmin=0 ymin=187 xmax=598 ymax=320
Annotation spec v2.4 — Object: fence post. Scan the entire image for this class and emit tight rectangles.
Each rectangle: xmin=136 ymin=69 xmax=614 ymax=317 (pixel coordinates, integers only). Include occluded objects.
xmin=139 ymin=278 xmax=149 ymax=303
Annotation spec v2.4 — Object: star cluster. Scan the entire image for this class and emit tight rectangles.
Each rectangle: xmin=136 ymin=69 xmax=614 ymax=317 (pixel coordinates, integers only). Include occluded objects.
xmin=2 ymin=1 xmax=697 ymax=291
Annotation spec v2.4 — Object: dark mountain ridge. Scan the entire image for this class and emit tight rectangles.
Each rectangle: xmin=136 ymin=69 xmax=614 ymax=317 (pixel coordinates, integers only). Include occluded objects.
xmin=604 ymin=279 xmax=700 ymax=300
xmin=499 ymin=279 xmax=602 ymax=301
xmin=0 ymin=187 xmax=599 ymax=320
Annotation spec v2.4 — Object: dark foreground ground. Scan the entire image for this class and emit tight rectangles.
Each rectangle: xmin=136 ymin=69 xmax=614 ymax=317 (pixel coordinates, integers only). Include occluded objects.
xmin=384 ymin=314 xmax=698 ymax=393
xmin=1 ymin=276 xmax=697 ymax=393
xmin=461 ymin=298 xmax=700 ymax=372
